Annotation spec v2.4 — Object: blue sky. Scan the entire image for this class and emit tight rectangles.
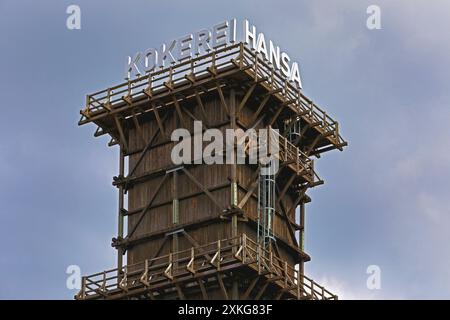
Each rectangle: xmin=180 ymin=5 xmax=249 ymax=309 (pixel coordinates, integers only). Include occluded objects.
xmin=1 ymin=0 xmax=449 ymax=299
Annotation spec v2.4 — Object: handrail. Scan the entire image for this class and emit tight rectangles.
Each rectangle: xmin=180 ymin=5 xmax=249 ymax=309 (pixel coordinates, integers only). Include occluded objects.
xmin=269 ymin=127 xmax=313 ymax=175
xmin=80 ymin=43 xmax=344 ymax=147
xmin=76 ymin=234 xmax=336 ymax=300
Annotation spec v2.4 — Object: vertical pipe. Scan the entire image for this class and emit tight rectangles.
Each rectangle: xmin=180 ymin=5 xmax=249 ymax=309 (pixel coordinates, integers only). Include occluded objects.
xmin=299 ymin=201 xmax=305 ymax=252
xmin=117 ymin=148 xmax=125 ymax=277
xmin=230 ymin=88 xmax=238 ymax=211
xmin=172 ymin=170 xmax=179 ymax=267
xmin=230 ymin=88 xmax=238 ymax=239
xmin=230 ymin=88 xmax=239 ymax=300
xmin=172 ymin=170 xmax=179 ymax=225
xmin=299 ymin=200 xmax=305 ymax=285
xmin=81 ymin=276 xmax=86 ymax=299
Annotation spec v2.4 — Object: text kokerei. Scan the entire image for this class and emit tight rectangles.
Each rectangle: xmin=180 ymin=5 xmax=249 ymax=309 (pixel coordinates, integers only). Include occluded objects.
xmin=125 ymin=18 xmax=303 ymax=88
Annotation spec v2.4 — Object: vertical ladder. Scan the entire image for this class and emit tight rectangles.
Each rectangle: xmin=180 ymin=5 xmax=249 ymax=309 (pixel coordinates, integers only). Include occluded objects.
xmin=284 ymin=117 xmax=302 ymax=144
xmin=257 ymin=168 xmax=276 ymax=250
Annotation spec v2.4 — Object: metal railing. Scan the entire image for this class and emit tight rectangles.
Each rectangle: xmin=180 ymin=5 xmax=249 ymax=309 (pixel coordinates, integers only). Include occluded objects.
xmin=239 ymin=45 xmax=341 ymax=142
xmin=80 ymin=43 xmax=345 ymax=147
xmin=270 ymin=128 xmax=311 ymax=174
xmin=76 ymin=234 xmax=336 ymax=300
xmin=238 ymin=235 xmax=336 ymax=300
xmin=81 ymin=44 xmax=243 ymax=118
xmin=234 ymin=127 xmax=318 ymax=182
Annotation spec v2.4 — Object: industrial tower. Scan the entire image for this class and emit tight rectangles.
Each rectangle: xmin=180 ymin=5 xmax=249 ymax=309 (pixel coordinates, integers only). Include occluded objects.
xmin=76 ymin=42 xmax=346 ymax=300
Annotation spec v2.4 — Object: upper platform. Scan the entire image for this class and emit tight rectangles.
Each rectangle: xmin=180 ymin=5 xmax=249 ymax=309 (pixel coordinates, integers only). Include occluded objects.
xmin=79 ymin=42 xmax=346 ymax=157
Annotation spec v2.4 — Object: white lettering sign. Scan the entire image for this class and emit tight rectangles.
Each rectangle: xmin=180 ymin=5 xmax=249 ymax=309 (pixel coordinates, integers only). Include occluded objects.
xmin=125 ymin=18 xmax=303 ymax=88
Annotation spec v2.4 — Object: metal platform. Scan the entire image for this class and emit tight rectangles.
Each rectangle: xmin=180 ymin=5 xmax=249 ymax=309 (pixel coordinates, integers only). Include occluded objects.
xmin=79 ymin=42 xmax=347 ymax=157
xmin=76 ymin=234 xmax=337 ymax=300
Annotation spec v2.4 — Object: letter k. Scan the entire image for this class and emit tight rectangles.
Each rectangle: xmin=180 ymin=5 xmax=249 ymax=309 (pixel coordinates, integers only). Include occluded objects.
xmin=125 ymin=52 xmax=142 ymax=79
xmin=160 ymin=40 xmax=177 ymax=67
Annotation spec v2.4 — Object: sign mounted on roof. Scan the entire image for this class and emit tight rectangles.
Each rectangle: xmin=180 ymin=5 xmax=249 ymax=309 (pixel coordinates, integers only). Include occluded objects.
xmin=125 ymin=18 xmax=303 ymax=88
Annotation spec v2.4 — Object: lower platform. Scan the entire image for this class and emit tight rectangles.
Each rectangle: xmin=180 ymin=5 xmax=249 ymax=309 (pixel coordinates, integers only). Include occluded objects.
xmin=76 ymin=234 xmax=336 ymax=300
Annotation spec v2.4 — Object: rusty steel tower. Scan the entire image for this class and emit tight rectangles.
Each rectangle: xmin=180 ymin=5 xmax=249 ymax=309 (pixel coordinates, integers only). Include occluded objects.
xmin=76 ymin=40 xmax=346 ymax=300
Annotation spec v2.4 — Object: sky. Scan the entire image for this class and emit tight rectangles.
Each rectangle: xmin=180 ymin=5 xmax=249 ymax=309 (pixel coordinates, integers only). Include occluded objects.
xmin=0 ymin=0 xmax=449 ymax=299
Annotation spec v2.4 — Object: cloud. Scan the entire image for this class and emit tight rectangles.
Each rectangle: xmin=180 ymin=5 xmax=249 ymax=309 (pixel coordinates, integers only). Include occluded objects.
xmin=316 ymin=274 xmax=391 ymax=300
